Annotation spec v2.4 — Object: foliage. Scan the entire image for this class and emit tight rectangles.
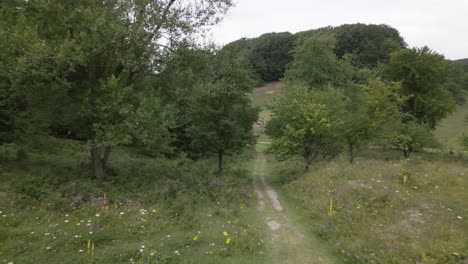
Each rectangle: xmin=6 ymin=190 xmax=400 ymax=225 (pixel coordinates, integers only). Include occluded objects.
xmin=334 ymin=23 xmax=406 ymax=67
xmin=384 ymin=46 xmax=456 ymax=128
xmin=248 ymin=32 xmax=296 ymax=82
xmin=284 ymin=35 xmax=352 ymax=88
xmin=188 ymin=54 xmax=259 ymax=174
xmin=444 ymin=61 xmax=468 ymax=104
xmin=0 ymin=0 xmax=233 ymax=178
xmin=383 ymin=118 xmax=440 ymax=158
xmin=341 ymin=85 xmax=373 ymax=162
xmin=266 ymin=85 xmax=347 ymax=170
xmin=150 ymin=47 xmax=215 ymax=156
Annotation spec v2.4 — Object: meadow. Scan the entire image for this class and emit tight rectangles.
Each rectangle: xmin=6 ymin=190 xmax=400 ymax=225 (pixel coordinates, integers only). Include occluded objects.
xmin=0 ymin=138 xmax=266 ymax=264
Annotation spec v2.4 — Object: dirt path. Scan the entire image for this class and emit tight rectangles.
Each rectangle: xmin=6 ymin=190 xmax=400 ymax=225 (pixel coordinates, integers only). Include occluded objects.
xmin=252 ymin=151 xmax=337 ymax=264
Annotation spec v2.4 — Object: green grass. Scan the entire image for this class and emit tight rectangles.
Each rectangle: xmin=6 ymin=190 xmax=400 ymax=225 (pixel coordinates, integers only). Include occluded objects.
xmin=434 ymin=100 xmax=468 ymax=151
xmin=0 ymin=139 xmax=266 ymax=264
xmin=270 ymin=154 xmax=467 ymax=263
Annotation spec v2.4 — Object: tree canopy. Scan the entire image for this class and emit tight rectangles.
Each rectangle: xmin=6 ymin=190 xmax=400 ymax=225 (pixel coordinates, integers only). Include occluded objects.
xmin=384 ymin=46 xmax=456 ymax=129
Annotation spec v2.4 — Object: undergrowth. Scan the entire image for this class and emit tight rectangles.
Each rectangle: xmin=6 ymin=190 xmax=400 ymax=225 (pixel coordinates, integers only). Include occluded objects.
xmin=0 ymin=138 xmax=265 ymax=263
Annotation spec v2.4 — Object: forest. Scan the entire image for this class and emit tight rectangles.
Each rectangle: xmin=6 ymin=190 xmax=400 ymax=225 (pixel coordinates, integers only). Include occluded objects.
xmin=0 ymin=1 xmax=467 ymax=263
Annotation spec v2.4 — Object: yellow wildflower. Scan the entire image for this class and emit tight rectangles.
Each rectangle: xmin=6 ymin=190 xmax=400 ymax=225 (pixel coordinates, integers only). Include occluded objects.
xmin=242 ymin=228 xmax=248 ymax=236
xmin=223 ymin=231 xmax=228 ymax=237
xmin=152 ymin=208 xmax=157 ymax=213
xmin=225 ymin=238 xmax=231 ymax=245
xmin=192 ymin=235 xmax=199 ymax=241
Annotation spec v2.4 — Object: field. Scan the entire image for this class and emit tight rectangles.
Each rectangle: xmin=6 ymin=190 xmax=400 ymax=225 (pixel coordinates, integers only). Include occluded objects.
xmin=434 ymin=99 xmax=468 ymax=151
xmin=0 ymin=139 xmax=267 ymax=263
xmin=252 ymin=82 xmax=468 ymax=263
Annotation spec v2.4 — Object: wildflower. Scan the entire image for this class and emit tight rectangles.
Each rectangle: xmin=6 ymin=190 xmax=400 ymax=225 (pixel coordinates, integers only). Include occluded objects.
xmin=150 ymin=252 xmax=155 ymax=256
xmin=30 ymin=232 xmax=35 ymax=235
xmin=166 ymin=235 xmax=171 ymax=238
xmin=242 ymin=228 xmax=248 ymax=235
xmin=192 ymin=235 xmax=199 ymax=241
xmin=64 ymin=220 xmax=69 ymax=223
xmin=225 ymin=238 xmax=231 ymax=245
xmin=89 ymin=231 xmax=93 ymax=235
xmin=79 ymin=249 xmax=84 ymax=253
xmin=457 ymin=216 xmax=463 ymax=220
xmin=119 ymin=212 xmax=125 ymax=215
xmin=141 ymin=245 xmax=145 ymax=249
xmin=223 ymin=231 xmax=229 ymax=237
xmin=151 ymin=209 xmax=157 ymax=213
xmin=44 ymin=233 xmax=50 ymax=236
xmin=209 ymin=243 xmax=215 ymax=247
xmin=46 ymin=246 xmax=52 ymax=250
xmin=174 ymin=250 xmax=180 ymax=256
xmin=140 ymin=249 xmax=144 ymax=252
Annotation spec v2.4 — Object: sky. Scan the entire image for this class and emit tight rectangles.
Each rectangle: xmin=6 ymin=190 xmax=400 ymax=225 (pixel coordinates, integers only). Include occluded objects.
xmin=209 ymin=0 xmax=468 ymax=60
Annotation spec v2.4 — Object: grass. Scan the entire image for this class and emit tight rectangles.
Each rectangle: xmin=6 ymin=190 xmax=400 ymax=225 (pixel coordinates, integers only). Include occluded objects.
xmin=434 ymin=100 xmax=468 ymax=151
xmin=269 ymin=153 xmax=467 ymax=263
xmin=0 ymin=138 xmax=266 ymax=264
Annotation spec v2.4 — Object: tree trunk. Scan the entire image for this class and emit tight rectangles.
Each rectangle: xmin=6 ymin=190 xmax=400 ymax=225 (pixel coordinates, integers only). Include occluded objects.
xmin=402 ymin=149 xmax=410 ymax=158
xmin=102 ymin=146 xmax=111 ymax=167
xmin=217 ymin=149 xmax=224 ymax=176
xmin=304 ymin=154 xmax=311 ymax=172
xmin=91 ymin=148 xmax=107 ymax=180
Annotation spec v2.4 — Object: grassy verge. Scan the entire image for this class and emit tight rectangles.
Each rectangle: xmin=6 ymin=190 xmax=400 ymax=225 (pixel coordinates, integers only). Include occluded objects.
xmin=270 ymin=153 xmax=467 ymax=263
xmin=0 ymin=138 xmax=265 ymax=264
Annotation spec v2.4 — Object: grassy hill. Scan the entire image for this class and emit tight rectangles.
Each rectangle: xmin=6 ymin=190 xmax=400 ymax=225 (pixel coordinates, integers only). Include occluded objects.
xmin=434 ymin=100 xmax=468 ymax=151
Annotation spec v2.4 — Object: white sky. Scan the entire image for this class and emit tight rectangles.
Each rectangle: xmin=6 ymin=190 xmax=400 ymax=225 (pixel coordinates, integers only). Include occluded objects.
xmin=209 ymin=0 xmax=468 ymax=60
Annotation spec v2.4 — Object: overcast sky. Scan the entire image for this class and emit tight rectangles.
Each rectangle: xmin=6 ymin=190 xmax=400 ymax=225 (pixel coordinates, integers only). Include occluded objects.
xmin=208 ymin=0 xmax=468 ymax=60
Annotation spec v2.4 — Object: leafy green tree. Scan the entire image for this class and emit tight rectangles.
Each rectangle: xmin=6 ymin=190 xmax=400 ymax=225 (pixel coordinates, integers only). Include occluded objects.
xmin=342 ymin=85 xmax=373 ymax=163
xmin=334 ymin=23 xmax=406 ymax=67
xmin=249 ymin=32 xmax=296 ymax=82
xmin=444 ymin=61 xmax=468 ymax=104
xmin=2 ymin=0 xmax=232 ymax=178
xmin=266 ymin=85 xmax=346 ymax=171
xmin=151 ymin=47 xmax=215 ymax=157
xmin=188 ymin=54 xmax=259 ymax=175
xmin=384 ymin=47 xmax=455 ymax=128
xmin=364 ymin=80 xmax=438 ymax=157
xmin=284 ymin=35 xmax=352 ymax=88
xmin=383 ymin=118 xmax=439 ymax=158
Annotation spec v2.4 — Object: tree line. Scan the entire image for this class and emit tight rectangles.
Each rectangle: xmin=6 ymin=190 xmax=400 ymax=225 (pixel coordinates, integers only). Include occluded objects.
xmin=1 ymin=2 xmax=467 ymax=178
xmin=222 ymin=23 xmax=468 ymax=104
xmin=0 ymin=0 xmax=258 ymax=178
xmin=266 ymin=33 xmax=468 ymax=170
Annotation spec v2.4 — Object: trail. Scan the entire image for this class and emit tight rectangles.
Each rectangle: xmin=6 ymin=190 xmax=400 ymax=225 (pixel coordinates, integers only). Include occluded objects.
xmin=252 ymin=150 xmax=337 ymax=264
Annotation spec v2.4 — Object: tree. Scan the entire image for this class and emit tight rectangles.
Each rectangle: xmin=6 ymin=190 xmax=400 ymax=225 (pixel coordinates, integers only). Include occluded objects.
xmin=383 ymin=46 xmax=455 ymax=129
xmin=444 ymin=61 xmax=468 ymax=104
xmin=334 ymin=23 xmax=406 ymax=68
xmin=284 ymin=35 xmax=352 ymax=88
xmin=341 ymin=85 xmax=373 ymax=163
xmin=151 ymin=46 xmax=215 ymax=157
xmin=249 ymin=32 xmax=296 ymax=82
xmin=2 ymin=0 xmax=233 ymax=179
xmin=188 ymin=54 xmax=259 ymax=175
xmin=266 ymin=85 xmax=346 ymax=171
xmin=364 ymin=80 xmax=438 ymax=157
xmin=384 ymin=118 xmax=439 ymax=158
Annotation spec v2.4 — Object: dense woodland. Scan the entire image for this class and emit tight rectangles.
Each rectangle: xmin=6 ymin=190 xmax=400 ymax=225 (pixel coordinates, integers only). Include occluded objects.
xmin=1 ymin=1 xmax=468 ymax=263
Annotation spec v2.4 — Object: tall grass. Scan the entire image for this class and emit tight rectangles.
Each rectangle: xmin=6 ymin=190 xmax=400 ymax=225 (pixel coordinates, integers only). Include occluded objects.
xmin=272 ymin=154 xmax=467 ymax=263
xmin=0 ymin=138 xmax=265 ymax=263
